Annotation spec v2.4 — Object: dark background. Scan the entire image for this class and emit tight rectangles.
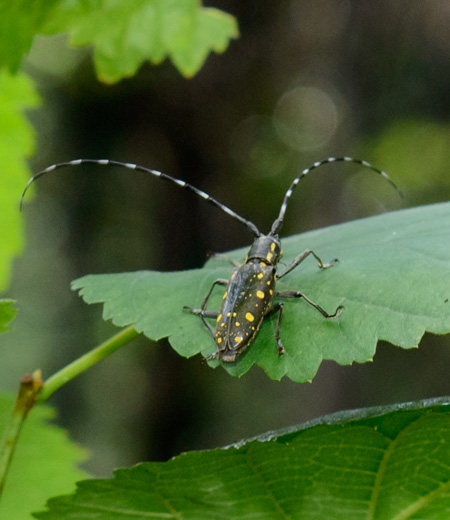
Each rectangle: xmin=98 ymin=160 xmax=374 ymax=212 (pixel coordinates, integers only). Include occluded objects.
xmin=4 ymin=1 xmax=450 ymax=474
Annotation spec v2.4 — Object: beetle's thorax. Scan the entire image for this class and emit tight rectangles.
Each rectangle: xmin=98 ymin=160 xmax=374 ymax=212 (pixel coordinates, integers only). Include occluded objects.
xmin=245 ymin=234 xmax=282 ymax=266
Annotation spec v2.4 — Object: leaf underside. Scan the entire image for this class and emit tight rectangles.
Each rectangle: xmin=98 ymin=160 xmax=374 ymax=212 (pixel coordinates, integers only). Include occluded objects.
xmin=72 ymin=202 xmax=450 ymax=382
xmin=41 ymin=0 xmax=239 ymax=81
xmin=35 ymin=396 xmax=450 ymax=519
xmin=0 ymin=299 xmax=17 ymax=333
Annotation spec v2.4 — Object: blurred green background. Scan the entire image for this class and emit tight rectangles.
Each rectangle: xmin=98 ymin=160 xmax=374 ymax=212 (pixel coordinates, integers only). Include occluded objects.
xmin=3 ymin=1 xmax=450 ymax=475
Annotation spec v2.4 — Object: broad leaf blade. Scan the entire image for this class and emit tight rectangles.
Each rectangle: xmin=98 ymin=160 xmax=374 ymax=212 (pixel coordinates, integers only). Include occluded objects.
xmin=0 ymin=299 xmax=17 ymax=333
xmin=72 ymin=202 xmax=450 ymax=382
xmin=35 ymin=397 xmax=450 ymax=519
xmin=0 ymin=0 xmax=59 ymax=71
xmin=0 ymin=70 xmax=40 ymax=291
xmin=0 ymin=394 xmax=88 ymax=519
xmin=41 ymin=0 xmax=239 ymax=82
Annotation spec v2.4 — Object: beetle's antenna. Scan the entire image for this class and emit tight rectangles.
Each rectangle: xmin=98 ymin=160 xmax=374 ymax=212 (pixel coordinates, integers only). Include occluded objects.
xmin=270 ymin=156 xmax=403 ymax=235
xmin=20 ymin=159 xmax=261 ymax=237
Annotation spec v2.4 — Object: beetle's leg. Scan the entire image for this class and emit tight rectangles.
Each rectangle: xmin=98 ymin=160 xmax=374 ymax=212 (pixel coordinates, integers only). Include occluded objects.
xmin=184 ymin=278 xmax=228 ymax=313
xmin=277 ymin=250 xmax=338 ymax=279
xmin=209 ymin=252 xmax=241 ymax=268
xmin=276 ymin=290 xmax=343 ymax=318
xmin=201 ymin=278 xmax=228 ymax=309
xmin=264 ymin=302 xmax=285 ymax=356
xmin=183 ymin=278 xmax=228 ymax=337
xmin=186 ymin=309 xmax=219 ymax=338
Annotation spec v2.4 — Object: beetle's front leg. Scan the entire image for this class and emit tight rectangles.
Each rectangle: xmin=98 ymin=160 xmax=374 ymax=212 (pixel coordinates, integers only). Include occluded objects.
xmin=208 ymin=252 xmax=241 ymax=268
xmin=277 ymin=249 xmax=338 ymax=280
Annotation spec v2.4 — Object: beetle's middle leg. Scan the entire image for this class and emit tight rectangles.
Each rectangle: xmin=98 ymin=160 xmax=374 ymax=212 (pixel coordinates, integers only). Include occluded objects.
xmin=183 ymin=278 xmax=228 ymax=337
xmin=264 ymin=302 xmax=285 ymax=356
xmin=277 ymin=249 xmax=338 ymax=280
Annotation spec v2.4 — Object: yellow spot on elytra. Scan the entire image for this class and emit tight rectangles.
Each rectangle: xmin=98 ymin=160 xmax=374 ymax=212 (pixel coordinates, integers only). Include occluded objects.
xmin=260 ymin=262 xmax=265 ymax=266
xmin=251 ymin=326 xmax=255 ymax=331
xmin=233 ymin=312 xmax=237 ymax=317
xmin=231 ymin=273 xmax=236 ymax=279
xmin=216 ymin=314 xmax=222 ymax=322
xmin=217 ymin=337 xmax=222 ymax=344
xmin=235 ymin=337 xmax=242 ymax=343
xmin=269 ymin=289 xmax=273 ymax=295
xmin=266 ymin=252 xmax=273 ymax=261
xmin=227 ymin=312 xmax=231 ymax=317
xmin=267 ymin=281 xmax=271 ymax=286
xmin=257 ymin=290 xmax=265 ymax=299
xmin=223 ymin=291 xmax=228 ymax=300
xmin=257 ymin=273 xmax=263 ymax=279
xmin=270 ymin=242 xmax=276 ymax=251
xmin=235 ymin=322 xmax=240 ymax=327
xmin=221 ymin=323 xmax=225 ymax=327
xmin=245 ymin=312 xmax=255 ymax=322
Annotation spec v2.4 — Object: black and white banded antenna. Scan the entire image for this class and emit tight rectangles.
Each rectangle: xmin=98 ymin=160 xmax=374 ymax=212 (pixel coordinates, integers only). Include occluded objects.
xmin=270 ymin=156 xmax=403 ymax=235
xmin=20 ymin=158 xmax=262 ymax=237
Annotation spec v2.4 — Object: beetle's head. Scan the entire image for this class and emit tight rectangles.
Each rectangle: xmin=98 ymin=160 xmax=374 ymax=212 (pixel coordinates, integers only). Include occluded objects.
xmin=246 ymin=234 xmax=282 ymax=265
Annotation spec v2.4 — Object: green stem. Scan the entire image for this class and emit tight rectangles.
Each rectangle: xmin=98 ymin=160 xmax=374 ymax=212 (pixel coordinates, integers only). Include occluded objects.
xmin=0 ymin=371 xmax=43 ymax=498
xmin=37 ymin=325 xmax=140 ymax=403
xmin=0 ymin=326 xmax=139 ymax=498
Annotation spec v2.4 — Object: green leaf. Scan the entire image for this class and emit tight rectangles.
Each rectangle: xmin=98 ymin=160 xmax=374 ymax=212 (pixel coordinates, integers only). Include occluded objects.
xmin=41 ymin=0 xmax=239 ymax=82
xmin=0 ymin=300 xmax=17 ymax=333
xmin=72 ymin=202 xmax=450 ymax=382
xmin=0 ymin=0 xmax=59 ymax=72
xmin=0 ymin=393 xmax=88 ymax=519
xmin=0 ymin=69 xmax=40 ymax=291
xmin=34 ymin=396 xmax=450 ymax=519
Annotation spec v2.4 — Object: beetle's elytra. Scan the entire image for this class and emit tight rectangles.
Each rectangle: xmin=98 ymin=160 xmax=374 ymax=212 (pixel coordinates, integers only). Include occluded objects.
xmin=21 ymin=157 xmax=400 ymax=362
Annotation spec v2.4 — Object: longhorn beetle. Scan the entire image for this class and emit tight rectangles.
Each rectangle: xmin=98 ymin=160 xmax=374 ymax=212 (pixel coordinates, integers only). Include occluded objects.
xmin=21 ymin=157 xmax=400 ymax=362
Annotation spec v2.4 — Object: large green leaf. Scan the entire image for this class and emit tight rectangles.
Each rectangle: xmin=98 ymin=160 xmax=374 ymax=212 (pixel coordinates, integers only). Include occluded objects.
xmin=72 ymin=202 xmax=450 ymax=382
xmin=0 ymin=300 xmax=17 ymax=333
xmin=0 ymin=0 xmax=59 ymax=72
xmin=34 ymin=396 xmax=450 ymax=519
xmin=0 ymin=70 xmax=40 ymax=291
xmin=41 ymin=0 xmax=239 ymax=81
xmin=0 ymin=393 xmax=88 ymax=519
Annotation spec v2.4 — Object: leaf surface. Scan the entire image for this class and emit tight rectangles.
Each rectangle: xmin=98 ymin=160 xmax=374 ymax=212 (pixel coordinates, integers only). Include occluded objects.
xmin=0 ymin=299 xmax=17 ymax=333
xmin=42 ymin=0 xmax=239 ymax=81
xmin=0 ymin=0 xmax=58 ymax=71
xmin=0 ymin=393 xmax=88 ymax=519
xmin=0 ymin=70 xmax=40 ymax=291
xmin=73 ymin=202 xmax=450 ymax=382
xmin=35 ymin=396 xmax=450 ymax=519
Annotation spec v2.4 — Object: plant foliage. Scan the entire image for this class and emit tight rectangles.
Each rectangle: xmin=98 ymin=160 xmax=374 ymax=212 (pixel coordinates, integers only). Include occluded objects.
xmin=73 ymin=201 xmax=450 ymax=382
xmin=41 ymin=0 xmax=239 ymax=81
xmin=35 ymin=397 xmax=450 ymax=519
xmin=0 ymin=394 xmax=88 ymax=519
